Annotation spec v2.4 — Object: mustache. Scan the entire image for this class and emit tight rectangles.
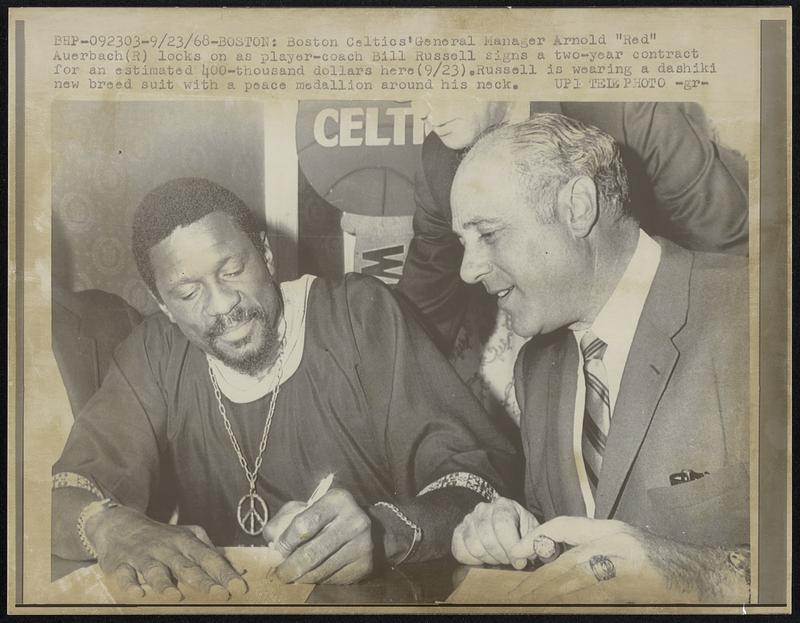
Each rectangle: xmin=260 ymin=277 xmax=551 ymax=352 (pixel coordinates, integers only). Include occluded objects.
xmin=206 ymin=305 xmax=264 ymax=340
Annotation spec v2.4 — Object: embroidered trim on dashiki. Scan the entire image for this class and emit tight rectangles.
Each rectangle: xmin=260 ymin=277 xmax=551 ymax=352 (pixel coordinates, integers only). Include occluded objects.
xmin=418 ymin=471 xmax=498 ymax=502
xmin=52 ymin=471 xmax=105 ymax=500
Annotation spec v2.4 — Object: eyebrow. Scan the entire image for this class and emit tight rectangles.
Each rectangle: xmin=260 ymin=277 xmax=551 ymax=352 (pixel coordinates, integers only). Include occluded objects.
xmin=460 ymin=217 xmax=503 ymax=229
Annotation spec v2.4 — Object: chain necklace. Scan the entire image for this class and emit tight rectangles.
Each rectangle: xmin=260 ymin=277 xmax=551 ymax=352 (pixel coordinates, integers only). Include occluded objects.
xmin=208 ymin=337 xmax=286 ymax=536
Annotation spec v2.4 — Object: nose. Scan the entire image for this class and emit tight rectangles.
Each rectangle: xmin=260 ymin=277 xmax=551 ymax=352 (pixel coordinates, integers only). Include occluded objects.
xmin=459 ymin=243 xmax=492 ymax=285
xmin=205 ymin=281 xmax=241 ymax=317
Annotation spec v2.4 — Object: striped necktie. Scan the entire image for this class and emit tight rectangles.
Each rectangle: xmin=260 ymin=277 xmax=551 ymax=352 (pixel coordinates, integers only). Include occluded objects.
xmin=580 ymin=332 xmax=611 ymax=497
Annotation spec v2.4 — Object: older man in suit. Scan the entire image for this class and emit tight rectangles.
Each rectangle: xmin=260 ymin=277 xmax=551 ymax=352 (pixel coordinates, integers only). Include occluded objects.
xmin=448 ymin=115 xmax=750 ymax=603
xmin=399 ymin=100 xmax=749 ymax=355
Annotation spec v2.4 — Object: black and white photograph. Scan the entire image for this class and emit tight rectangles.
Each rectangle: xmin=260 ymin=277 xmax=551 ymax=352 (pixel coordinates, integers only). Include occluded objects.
xmin=8 ymin=6 xmax=791 ymax=614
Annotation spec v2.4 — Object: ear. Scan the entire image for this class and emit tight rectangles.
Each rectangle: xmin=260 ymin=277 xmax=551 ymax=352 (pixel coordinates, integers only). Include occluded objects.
xmin=557 ymin=176 xmax=598 ymax=238
xmin=154 ymin=297 xmax=176 ymax=323
xmin=259 ymin=232 xmax=276 ymax=275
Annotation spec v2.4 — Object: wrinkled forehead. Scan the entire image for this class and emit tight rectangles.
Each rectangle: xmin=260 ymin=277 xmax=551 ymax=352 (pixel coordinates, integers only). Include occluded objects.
xmin=451 ymin=149 xmax=521 ymax=232
xmin=149 ymin=212 xmax=251 ymax=278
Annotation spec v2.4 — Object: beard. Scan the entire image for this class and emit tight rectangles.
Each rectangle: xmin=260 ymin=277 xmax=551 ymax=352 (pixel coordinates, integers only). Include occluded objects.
xmin=205 ymin=304 xmax=282 ymax=376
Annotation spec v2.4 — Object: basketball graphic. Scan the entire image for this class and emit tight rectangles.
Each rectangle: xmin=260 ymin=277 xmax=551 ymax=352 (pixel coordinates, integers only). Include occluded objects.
xmin=296 ymin=100 xmax=425 ymax=283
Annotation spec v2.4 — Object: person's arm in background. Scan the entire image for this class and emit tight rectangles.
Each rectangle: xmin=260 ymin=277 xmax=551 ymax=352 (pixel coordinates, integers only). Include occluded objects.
xmin=563 ymin=102 xmax=749 ymax=255
xmin=626 ymin=102 xmax=748 ymax=254
xmin=396 ymin=135 xmax=476 ymax=356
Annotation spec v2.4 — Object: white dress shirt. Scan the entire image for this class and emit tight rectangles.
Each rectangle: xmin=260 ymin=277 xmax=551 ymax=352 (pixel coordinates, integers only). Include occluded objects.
xmin=572 ymin=229 xmax=662 ymax=517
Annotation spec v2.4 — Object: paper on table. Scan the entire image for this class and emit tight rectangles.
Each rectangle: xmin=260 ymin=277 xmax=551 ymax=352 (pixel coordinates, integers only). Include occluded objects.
xmin=445 ymin=567 xmax=539 ymax=604
xmin=50 ymin=547 xmax=314 ymax=604
xmin=49 ymin=563 xmax=117 ymax=604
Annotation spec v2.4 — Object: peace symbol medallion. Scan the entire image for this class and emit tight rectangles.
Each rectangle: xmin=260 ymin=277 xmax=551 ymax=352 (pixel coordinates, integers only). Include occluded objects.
xmin=237 ymin=492 xmax=269 ymax=536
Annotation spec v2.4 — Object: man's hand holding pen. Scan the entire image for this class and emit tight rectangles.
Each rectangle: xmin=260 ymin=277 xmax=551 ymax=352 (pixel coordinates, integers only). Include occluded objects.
xmin=262 ymin=487 xmax=374 ymax=585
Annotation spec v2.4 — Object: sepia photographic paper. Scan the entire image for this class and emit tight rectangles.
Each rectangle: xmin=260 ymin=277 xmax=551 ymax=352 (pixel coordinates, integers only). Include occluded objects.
xmin=7 ymin=6 xmax=791 ymax=614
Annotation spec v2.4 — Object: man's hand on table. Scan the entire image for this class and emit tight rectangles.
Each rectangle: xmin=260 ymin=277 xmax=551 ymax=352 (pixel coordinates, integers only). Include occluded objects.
xmin=86 ymin=505 xmax=247 ymax=601
xmin=263 ymin=488 xmax=373 ymax=585
xmin=451 ymin=496 xmax=540 ymax=566
xmin=456 ymin=512 xmax=751 ymax=603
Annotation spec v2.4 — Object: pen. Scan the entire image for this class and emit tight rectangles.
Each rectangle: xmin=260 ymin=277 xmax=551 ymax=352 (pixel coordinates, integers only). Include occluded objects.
xmin=264 ymin=473 xmax=336 ymax=561
xmin=306 ymin=472 xmax=334 ymax=507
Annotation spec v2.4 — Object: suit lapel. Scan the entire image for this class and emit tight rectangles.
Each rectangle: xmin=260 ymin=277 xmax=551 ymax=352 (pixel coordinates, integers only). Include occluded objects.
xmin=545 ymin=334 xmax=587 ymax=516
xmin=593 ymin=316 xmax=678 ymax=518
xmin=594 ymin=240 xmax=693 ymax=518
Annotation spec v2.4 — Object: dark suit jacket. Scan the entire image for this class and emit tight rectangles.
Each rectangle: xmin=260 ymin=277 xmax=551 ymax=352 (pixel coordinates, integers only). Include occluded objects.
xmin=514 ymin=239 xmax=749 ymax=547
xmin=397 ymin=102 xmax=749 ymax=355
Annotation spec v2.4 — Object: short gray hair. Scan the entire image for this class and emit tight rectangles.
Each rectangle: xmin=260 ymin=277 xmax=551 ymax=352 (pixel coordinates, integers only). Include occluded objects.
xmin=464 ymin=113 xmax=632 ymax=223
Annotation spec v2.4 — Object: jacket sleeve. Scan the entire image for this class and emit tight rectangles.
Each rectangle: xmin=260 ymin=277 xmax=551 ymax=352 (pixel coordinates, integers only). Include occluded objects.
xmin=620 ymin=102 xmax=749 ymax=255
xmin=558 ymin=101 xmax=749 ymax=255
xmin=396 ymin=136 xmax=476 ymax=355
xmin=513 ymin=343 xmax=545 ymax=521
